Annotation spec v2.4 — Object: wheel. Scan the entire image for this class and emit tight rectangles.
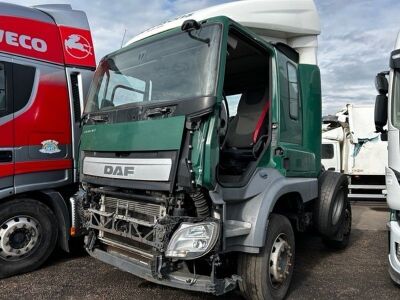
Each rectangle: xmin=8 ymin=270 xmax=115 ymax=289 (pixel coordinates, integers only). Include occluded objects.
xmin=0 ymin=198 xmax=58 ymax=278
xmin=322 ymin=200 xmax=352 ymax=249
xmin=238 ymin=214 xmax=295 ymax=300
xmin=315 ymin=171 xmax=348 ymax=237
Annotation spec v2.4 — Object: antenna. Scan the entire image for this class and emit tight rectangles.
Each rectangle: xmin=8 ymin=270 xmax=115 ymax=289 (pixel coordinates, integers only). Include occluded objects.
xmin=120 ymin=29 xmax=127 ymax=48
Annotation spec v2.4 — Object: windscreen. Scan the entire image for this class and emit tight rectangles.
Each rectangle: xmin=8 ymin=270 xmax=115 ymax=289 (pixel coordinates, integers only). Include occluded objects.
xmin=85 ymin=24 xmax=221 ymax=113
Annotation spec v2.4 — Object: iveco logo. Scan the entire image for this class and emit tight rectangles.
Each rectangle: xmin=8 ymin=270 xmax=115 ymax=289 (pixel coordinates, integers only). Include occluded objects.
xmin=0 ymin=30 xmax=47 ymax=53
xmin=104 ymin=165 xmax=135 ymax=176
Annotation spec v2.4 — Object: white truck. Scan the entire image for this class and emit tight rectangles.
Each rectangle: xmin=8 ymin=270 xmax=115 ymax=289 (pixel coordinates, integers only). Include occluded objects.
xmin=375 ymin=32 xmax=400 ymax=285
xmin=322 ymin=104 xmax=387 ymax=200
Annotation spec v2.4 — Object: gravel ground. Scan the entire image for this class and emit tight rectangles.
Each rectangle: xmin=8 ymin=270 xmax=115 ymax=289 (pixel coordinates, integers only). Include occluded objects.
xmin=0 ymin=204 xmax=398 ymax=299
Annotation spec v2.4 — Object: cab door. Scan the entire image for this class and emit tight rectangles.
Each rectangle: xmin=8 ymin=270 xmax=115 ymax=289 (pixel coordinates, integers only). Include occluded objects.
xmin=0 ymin=61 xmax=14 ymax=193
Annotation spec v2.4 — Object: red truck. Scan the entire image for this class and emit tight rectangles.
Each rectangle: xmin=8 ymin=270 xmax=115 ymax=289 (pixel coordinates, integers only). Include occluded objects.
xmin=0 ymin=3 xmax=95 ymax=278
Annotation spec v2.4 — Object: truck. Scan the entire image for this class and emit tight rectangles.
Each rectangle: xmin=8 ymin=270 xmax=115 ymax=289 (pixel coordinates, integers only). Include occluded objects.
xmin=0 ymin=3 xmax=95 ymax=278
xmin=375 ymin=31 xmax=400 ymax=285
xmin=74 ymin=1 xmax=351 ymax=299
xmin=322 ymin=104 xmax=387 ymax=200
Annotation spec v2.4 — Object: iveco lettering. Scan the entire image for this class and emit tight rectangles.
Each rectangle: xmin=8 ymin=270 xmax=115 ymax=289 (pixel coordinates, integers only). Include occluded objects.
xmin=0 ymin=30 xmax=47 ymax=52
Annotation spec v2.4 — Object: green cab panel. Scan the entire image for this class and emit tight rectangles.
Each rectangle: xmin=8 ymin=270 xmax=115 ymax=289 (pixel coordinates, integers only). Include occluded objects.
xmin=80 ymin=116 xmax=186 ymax=152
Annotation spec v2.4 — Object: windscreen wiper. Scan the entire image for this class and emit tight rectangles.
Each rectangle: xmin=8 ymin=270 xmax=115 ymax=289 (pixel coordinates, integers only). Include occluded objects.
xmin=87 ymin=114 xmax=109 ymax=123
xmin=145 ymin=107 xmax=172 ymax=118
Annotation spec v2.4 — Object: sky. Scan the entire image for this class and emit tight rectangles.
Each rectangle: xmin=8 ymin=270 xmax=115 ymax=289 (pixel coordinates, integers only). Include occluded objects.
xmin=5 ymin=0 xmax=400 ymax=114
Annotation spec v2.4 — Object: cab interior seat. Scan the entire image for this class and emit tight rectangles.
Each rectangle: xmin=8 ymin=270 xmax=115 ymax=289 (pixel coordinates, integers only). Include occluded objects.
xmin=218 ymin=29 xmax=270 ymax=179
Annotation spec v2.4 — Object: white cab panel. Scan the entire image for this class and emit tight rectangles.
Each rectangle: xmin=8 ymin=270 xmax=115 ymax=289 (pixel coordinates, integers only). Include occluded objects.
xmin=83 ymin=157 xmax=172 ymax=181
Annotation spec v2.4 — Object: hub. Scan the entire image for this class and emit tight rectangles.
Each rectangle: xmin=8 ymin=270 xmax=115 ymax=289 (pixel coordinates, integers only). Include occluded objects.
xmin=0 ymin=216 xmax=40 ymax=261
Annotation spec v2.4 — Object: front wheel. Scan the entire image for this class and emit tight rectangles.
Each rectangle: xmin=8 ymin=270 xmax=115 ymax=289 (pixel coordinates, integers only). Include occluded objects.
xmin=238 ymin=214 xmax=295 ymax=300
xmin=0 ymin=199 xmax=58 ymax=278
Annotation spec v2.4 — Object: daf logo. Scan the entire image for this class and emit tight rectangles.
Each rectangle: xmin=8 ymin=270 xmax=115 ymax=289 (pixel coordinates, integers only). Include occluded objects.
xmin=64 ymin=34 xmax=92 ymax=59
xmin=104 ymin=165 xmax=135 ymax=177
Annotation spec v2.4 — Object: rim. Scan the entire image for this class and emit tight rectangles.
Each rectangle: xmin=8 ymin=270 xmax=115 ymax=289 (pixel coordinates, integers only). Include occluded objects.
xmin=0 ymin=216 xmax=41 ymax=261
xmin=332 ymin=188 xmax=345 ymax=226
xmin=269 ymin=233 xmax=293 ymax=289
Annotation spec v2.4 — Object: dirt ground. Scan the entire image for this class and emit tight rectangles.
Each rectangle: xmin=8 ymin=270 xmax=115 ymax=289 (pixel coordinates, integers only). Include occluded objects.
xmin=0 ymin=203 xmax=398 ymax=299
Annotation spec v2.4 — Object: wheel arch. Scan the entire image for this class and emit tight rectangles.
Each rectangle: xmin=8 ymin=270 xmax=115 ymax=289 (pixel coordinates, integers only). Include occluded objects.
xmin=231 ymin=174 xmax=318 ymax=251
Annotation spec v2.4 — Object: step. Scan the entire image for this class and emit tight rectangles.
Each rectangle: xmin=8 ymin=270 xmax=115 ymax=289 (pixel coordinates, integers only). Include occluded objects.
xmin=348 ymin=184 xmax=386 ymax=190
xmin=348 ymin=193 xmax=386 ymax=199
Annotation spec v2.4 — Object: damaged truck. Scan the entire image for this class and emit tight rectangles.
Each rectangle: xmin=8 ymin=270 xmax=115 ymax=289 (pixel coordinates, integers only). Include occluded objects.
xmin=73 ymin=0 xmax=352 ymax=299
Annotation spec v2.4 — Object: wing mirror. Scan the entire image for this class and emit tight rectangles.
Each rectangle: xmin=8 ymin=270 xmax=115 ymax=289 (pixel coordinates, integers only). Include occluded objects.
xmin=374 ymin=71 xmax=389 ymax=140
xmin=375 ymin=72 xmax=389 ymax=94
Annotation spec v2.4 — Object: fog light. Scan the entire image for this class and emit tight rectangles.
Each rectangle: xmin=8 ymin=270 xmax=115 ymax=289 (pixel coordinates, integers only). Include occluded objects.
xmin=166 ymin=222 xmax=219 ymax=260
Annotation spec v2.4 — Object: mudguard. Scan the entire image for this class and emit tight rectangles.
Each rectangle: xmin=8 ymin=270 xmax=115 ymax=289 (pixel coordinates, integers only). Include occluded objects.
xmin=211 ymin=168 xmax=318 ymax=252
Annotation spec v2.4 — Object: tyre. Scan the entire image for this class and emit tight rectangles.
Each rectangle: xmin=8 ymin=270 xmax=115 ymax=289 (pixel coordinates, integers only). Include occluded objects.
xmin=0 ymin=198 xmax=58 ymax=279
xmin=238 ymin=214 xmax=295 ymax=300
xmin=322 ymin=200 xmax=352 ymax=249
xmin=315 ymin=171 xmax=348 ymax=237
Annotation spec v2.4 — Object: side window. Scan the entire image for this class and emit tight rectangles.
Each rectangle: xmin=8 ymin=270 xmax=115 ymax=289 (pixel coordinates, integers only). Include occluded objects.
xmin=225 ymin=93 xmax=242 ymax=117
xmin=321 ymin=144 xmax=334 ymax=159
xmin=13 ymin=63 xmax=36 ymax=112
xmin=287 ymin=63 xmax=299 ymax=120
xmin=0 ymin=63 xmax=5 ymax=115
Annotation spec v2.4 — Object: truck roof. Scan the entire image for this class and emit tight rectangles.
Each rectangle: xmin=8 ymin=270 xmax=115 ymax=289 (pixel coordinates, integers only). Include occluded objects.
xmin=0 ymin=2 xmax=95 ymax=68
xmin=125 ymin=0 xmax=320 ymax=65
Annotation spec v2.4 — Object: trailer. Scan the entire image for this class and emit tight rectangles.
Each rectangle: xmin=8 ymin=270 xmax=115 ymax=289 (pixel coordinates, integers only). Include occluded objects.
xmin=0 ymin=3 xmax=95 ymax=278
xmin=322 ymin=104 xmax=387 ymax=200
xmin=73 ymin=1 xmax=351 ymax=299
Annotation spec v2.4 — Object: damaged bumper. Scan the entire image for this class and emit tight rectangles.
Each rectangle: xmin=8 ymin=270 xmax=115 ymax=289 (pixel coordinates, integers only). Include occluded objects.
xmin=88 ymin=247 xmax=238 ymax=295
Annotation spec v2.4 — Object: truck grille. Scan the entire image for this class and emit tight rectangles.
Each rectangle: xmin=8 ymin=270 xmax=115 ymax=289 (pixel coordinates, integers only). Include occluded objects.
xmin=103 ymin=196 xmax=166 ymax=226
xmin=87 ymin=194 xmax=168 ymax=256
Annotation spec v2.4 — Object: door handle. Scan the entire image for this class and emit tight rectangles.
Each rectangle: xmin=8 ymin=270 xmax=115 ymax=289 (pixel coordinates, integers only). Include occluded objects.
xmin=0 ymin=151 xmax=12 ymax=163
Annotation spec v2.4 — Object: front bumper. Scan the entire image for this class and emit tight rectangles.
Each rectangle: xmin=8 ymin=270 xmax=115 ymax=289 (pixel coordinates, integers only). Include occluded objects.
xmin=87 ymin=248 xmax=238 ymax=295
xmin=387 ymin=221 xmax=400 ymax=285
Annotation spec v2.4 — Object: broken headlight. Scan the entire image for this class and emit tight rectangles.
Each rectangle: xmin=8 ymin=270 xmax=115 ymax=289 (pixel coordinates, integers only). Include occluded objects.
xmin=165 ymin=222 xmax=219 ymax=260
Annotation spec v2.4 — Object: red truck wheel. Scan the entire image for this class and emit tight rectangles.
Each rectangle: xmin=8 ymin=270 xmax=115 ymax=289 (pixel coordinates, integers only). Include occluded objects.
xmin=0 ymin=198 xmax=58 ymax=278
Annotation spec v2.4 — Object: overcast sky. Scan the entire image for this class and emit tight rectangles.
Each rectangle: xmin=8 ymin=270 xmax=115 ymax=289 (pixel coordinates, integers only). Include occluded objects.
xmin=6 ymin=0 xmax=400 ymax=114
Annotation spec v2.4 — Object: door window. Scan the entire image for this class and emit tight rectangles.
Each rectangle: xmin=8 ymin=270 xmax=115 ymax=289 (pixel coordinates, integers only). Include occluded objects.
xmin=287 ymin=63 xmax=299 ymax=120
xmin=321 ymin=144 xmax=334 ymax=159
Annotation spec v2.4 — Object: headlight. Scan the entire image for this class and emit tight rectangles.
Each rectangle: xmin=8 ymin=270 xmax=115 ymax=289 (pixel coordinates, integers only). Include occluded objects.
xmin=165 ymin=222 xmax=219 ymax=260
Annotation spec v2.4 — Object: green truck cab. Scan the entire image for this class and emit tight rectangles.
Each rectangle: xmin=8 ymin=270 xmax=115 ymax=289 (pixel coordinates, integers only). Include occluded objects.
xmin=74 ymin=2 xmax=351 ymax=299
